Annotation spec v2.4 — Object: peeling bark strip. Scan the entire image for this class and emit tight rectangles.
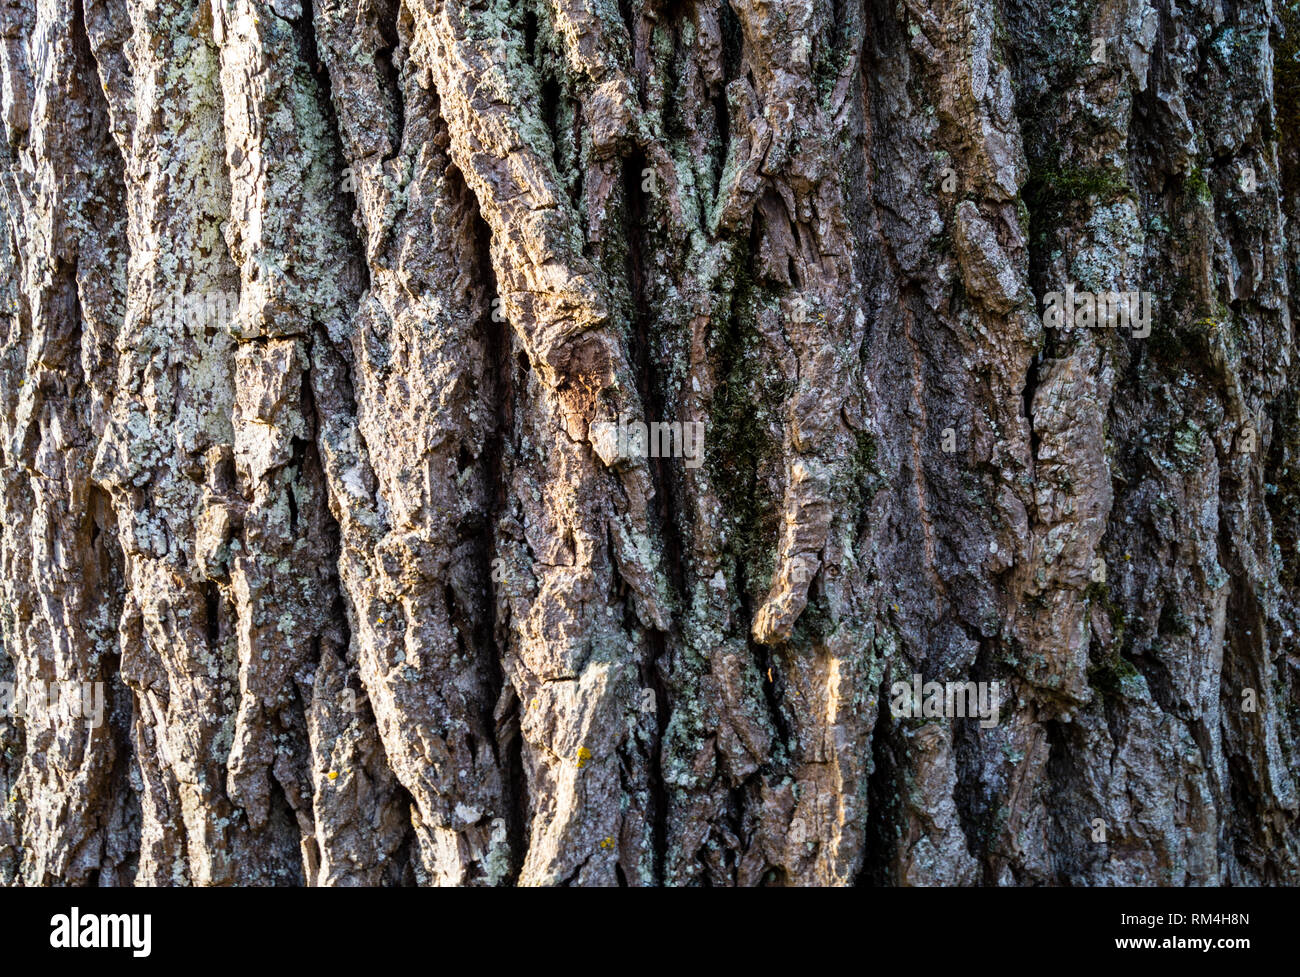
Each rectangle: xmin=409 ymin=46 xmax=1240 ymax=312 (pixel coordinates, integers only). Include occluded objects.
xmin=1 ymin=0 xmax=1298 ymax=886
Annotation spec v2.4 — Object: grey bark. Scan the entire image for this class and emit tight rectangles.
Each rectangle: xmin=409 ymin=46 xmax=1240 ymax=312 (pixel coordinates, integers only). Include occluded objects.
xmin=1 ymin=0 xmax=1298 ymax=885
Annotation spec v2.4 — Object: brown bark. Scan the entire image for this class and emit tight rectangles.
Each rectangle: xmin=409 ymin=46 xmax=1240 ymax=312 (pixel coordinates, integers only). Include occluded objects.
xmin=1 ymin=0 xmax=1297 ymax=885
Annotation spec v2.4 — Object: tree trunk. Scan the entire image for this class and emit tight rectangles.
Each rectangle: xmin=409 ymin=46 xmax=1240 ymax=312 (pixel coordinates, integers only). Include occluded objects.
xmin=1 ymin=0 xmax=1297 ymax=886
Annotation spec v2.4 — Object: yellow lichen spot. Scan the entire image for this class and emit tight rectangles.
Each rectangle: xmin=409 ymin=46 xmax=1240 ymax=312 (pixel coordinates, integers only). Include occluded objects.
xmin=599 ymin=836 xmax=615 ymax=850
xmin=530 ymin=698 xmax=538 ymax=710
xmin=327 ymin=770 xmax=339 ymax=781
xmin=576 ymin=746 xmax=592 ymax=769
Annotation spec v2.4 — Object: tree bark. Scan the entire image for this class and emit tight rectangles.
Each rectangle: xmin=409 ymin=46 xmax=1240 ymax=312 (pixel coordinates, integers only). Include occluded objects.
xmin=1 ymin=0 xmax=1298 ymax=886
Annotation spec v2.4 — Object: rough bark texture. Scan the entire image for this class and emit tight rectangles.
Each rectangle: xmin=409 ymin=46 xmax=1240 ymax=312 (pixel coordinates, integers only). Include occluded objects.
xmin=1 ymin=0 xmax=1298 ymax=886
